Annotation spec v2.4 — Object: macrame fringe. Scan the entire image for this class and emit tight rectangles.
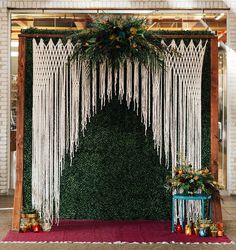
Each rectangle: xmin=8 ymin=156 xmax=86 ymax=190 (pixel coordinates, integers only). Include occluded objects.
xmin=32 ymin=38 xmax=207 ymax=223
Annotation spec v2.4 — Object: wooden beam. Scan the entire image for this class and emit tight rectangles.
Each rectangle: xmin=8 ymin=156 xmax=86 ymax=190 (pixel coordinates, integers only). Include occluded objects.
xmin=7 ymin=7 xmax=230 ymax=11
xmin=18 ymin=33 xmax=216 ymax=39
xmin=18 ymin=33 xmax=65 ymax=38
xmin=14 ymin=20 xmax=28 ymax=28
xmin=210 ymin=37 xmax=222 ymax=223
xmin=12 ymin=36 xmax=26 ymax=231
xmin=211 ymin=37 xmax=219 ymax=181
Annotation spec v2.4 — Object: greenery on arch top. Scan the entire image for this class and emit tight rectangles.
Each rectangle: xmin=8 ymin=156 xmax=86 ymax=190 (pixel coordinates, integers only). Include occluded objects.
xmin=69 ymin=16 xmax=167 ymax=69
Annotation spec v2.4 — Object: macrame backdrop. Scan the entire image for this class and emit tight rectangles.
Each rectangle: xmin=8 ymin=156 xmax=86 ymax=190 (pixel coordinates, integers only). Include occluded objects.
xmin=32 ymin=38 xmax=207 ymax=224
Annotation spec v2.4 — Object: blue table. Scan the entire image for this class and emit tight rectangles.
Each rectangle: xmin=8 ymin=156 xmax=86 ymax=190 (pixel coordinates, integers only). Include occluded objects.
xmin=172 ymin=194 xmax=212 ymax=232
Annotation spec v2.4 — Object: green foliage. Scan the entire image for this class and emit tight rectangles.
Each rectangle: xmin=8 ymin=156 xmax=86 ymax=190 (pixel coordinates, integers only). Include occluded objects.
xmin=60 ymin=99 xmax=172 ymax=220
xmin=210 ymin=223 xmax=218 ymax=231
xmin=22 ymin=29 xmax=211 ymax=220
xmin=21 ymin=203 xmax=36 ymax=214
xmin=68 ymin=17 xmax=166 ymax=69
xmin=23 ymin=38 xmax=33 ymax=209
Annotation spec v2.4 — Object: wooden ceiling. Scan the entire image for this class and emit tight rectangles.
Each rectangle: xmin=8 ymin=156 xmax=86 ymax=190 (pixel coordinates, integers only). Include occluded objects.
xmin=11 ymin=12 xmax=227 ymax=42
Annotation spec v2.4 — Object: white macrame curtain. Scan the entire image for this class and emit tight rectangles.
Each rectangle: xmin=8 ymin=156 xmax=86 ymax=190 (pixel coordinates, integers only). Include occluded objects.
xmin=32 ymin=38 xmax=207 ymax=223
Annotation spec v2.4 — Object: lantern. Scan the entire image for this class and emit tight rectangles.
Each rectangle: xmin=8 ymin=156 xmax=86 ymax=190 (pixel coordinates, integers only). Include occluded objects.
xmin=185 ymin=225 xmax=192 ymax=236
xmin=32 ymin=223 xmax=41 ymax=233
xmin=176 ymin=218 xmax=182 ymax=233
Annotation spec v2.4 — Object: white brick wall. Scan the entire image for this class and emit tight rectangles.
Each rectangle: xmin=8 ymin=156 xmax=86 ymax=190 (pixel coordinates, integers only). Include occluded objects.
xmin=0 ymin=0 xmax=235 ymax=194
xmin=226 ymin=0 xmax=236 ymax=194
xmin=5 ymin=0 xmax=228 ymax=9
xmin=0 ymin=2 xmax=9 ymax=194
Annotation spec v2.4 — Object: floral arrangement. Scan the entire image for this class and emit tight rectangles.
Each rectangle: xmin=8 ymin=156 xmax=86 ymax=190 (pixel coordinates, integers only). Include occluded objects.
xmin=69 ymin=16 xmax=167 ymax=69
xmin=166 ymin=162 xmax=222 ymax=198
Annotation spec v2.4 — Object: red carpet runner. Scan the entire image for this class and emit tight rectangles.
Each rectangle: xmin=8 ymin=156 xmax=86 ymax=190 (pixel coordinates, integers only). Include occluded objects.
xmin=2 ymin=220 xmax=232 ymax=243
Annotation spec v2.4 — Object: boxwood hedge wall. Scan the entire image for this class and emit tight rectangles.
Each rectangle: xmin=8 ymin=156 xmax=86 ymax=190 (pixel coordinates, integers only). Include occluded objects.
xmin=22 ymin=29 xmax=211 ymax=220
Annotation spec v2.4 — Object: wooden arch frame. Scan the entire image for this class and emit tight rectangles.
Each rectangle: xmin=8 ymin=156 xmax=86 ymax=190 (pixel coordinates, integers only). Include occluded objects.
xmin=12 ymin=33 xmax=220 ymax=231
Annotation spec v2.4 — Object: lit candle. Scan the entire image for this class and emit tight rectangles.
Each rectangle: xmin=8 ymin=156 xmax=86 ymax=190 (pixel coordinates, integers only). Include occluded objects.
xmin=185 ymin=225 xmax=192 ymax=236
xmin=176 ymin=218 xmax=182 ymax=233
xmin=32 ymin=223 xmax=41 ymax=233
xmin=176 ymin=224 xmax=182 ymax=233
xmin=218 ymin=230 xmax=224 ymax=237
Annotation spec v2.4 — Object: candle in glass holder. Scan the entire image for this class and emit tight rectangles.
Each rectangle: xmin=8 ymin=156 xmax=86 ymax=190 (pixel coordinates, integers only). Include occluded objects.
xmin=185 ymin=225 xmax=192 ymax=236
xmin=32 ymin=223 xmax=40 ymax=232
xmin=218 ymin=230 xmax=224 ymax=237
xmin=176 ymin=218 xmax=182 ymax=233
xmin=176 ymin=223 xmax=182 ymax=233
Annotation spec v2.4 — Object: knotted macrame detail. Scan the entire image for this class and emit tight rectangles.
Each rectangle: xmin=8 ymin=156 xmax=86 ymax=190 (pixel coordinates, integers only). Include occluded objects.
xmin=32 ymin=38 xmax=207 ymax=223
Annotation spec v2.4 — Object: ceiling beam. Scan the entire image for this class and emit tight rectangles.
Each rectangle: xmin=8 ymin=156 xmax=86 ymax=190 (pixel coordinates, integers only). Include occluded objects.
xmin=14 ymin=20 xmax=28 ymax=28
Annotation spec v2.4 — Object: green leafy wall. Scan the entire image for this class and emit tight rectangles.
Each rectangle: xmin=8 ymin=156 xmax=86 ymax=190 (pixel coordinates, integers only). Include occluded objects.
xmin=23 ymin=30 xmax=210 ymax=220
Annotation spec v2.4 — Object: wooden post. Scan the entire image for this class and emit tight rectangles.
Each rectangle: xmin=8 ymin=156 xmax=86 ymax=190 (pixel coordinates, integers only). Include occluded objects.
xmin=210 ymin=37 xmax=222 ymax=223
xmin=12 ymin=36 xmax=26 ymax=231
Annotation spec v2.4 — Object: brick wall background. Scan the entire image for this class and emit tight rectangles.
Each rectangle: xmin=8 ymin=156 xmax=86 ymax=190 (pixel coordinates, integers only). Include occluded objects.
xmin=225 ymin=0 xmax=236 ymax=194
xmin=1 ymin=0 xmax=235 ymax=194
xmin=0 ymin=2 xmax=9 ymax=194
xmin=4 ymin=0 xmax=229 ymax=9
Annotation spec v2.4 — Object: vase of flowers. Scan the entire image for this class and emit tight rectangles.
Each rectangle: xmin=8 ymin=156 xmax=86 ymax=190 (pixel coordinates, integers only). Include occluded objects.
xmin=166 ymin=162 xmax=222 ymax=198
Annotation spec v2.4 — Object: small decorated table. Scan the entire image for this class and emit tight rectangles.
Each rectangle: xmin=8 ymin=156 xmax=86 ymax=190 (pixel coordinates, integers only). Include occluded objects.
xmin=172 ymin=194 xmax=212 ymax=232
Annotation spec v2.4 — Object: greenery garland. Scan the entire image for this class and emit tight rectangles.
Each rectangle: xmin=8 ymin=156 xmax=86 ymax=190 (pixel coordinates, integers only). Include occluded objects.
xmin=69 ymin=17 xmax=167 ymax=69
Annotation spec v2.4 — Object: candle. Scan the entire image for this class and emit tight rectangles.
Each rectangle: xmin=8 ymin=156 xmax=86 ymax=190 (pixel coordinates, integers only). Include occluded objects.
xmin=176 ymin=224 xmax=182 ymax=233
xmin=185 ymin=225 xmax=192 ymax=236
xmin=32 ymin=223 xmax=41 ymax=233
xmin=176 ymin=219 xmax=182 ymax=233
xmin=218 ymin=230 xmax=224 ymax=237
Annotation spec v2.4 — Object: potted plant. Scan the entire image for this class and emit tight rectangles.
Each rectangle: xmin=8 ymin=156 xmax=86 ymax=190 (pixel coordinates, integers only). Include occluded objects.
xmin=21 ymin=206 xmax=38 ymax=219
xmin=210 ymin=223 xmax=218 ymax=237
xmin=200 ymin=219 xmax=211 ymax=228
xmin=199 ymin=219 xmax=209 ymax=237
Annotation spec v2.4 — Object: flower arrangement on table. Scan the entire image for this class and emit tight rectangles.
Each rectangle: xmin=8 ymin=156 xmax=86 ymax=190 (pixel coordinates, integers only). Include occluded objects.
xmin=166 ymin=162 xmax=223 ymax=198
xmin=167 ymin=162 xmax=224 ymax=237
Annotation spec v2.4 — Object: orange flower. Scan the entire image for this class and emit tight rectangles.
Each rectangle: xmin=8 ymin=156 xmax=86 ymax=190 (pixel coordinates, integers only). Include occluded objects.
xmin=178 ymin=169 xmax=183 ymax=176
xmin=130 ymin=27 xmax=138 ymax=35
xmin=204 ymin=169 xmax=209 ymax=174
